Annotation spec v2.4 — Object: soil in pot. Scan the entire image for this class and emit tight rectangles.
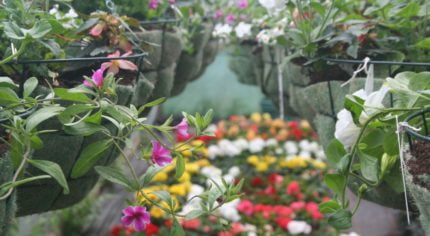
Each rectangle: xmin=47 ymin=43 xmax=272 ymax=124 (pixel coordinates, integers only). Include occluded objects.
xmin=407 ymin=141 xmax=430 ymax=190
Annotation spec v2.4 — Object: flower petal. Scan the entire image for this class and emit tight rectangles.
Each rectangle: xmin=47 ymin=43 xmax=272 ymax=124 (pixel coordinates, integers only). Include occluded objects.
xmin=118 ymin=60 xmax=138 ymax=71
xmin=121 ymin=215 xmax=134 ymax=226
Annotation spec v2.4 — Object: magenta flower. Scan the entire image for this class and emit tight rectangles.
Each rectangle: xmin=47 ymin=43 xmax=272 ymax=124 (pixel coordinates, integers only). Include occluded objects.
xmin=151 ymin=141 xmax=172 ymax=167
xmin=101 ymin=50 xmax=138 ymax=75
xmin=83 ymin=66 xmax=106 ymax=88
xmin=121 ymin=206 xmax=151 ymax=232
xmin=175 ymin=118 xmax=192 ymax=142
xmin=237 ymin=0 xmax=248 ymax=9
xmin=168 ymin=0 xmax=175 ymax=4
xmin=214 ymin=9 xmax=224 ymax=20
xmin=225 ymin=14 xmax=236 ymax=25
xmin=149 ymin=0 xmax=159 ymax=9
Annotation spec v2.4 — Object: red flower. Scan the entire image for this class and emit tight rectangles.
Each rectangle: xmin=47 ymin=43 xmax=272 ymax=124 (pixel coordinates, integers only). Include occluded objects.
xmin=275 ymin=217 xmax=291 ymax=229
xmin=264 ymin=185 xmax=277 ymax=195
xmin=254 ymin=204 xmax=273 ymax=219
xmin=237 ymin=200 xmax=254 ymax=216
xmin=182 ymin=219 xmax=201 ymax=230
xmin=286 ymin=181 xmax=301 ymax=196
xmin=164 ymin=219 xmax=173 ymax=228
xmin=273 ymin=205 xmax=293 ymax=217
xmin=218 ymin=232 xmax=234 ymax=236
xmin=296 ymin=192 xmax=303 ymax=200
xmin=287 ymin=121 xmax=299 ymax=129
xmin=196 ymin=135 xmax=215 ymax=143
xmin=311 ymin=210 xmax=324 ymax=220
xmin=110 ymin=225 xmax=123 ymax=236
xmin=357 ymin=34 xmax=367 ymax=44
xmin=251 ymin=176 xmax=264 ymax=187
xmin=291 ymin=128 xmax=303 ymax=140
xmin=268 ymin=173 xmax=283 ymax=185
xmin=145 ymin=223 xmax=159 ymax=236
xmin=290 ymin=201 xmax=306 ymax=211
xmin=305 ymin=202 xmax=319 ymax=213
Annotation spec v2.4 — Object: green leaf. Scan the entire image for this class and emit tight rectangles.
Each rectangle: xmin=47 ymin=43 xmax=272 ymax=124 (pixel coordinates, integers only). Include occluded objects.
xmin=54 ymin=88 xmax=91 ymax=102
xmin=0 ymin=87 xmax=20 ymax=105
xmin=138 ymin=97 xmax=166 ymax=114
xmin=328 ymin=209 xmax=352 ymax=230
xmin=174 ymin=154 xmax=186 ymax=179
xmin=336 ymin=154 xmax=351 ymax=175
xmin=76 ymin=18 xmax=99 ymax=33
xmin=140 ymin=165 xmax=162 ymax=185
xmin=26 ymin=106 xmax=65 ymax=132
xmin=63 ymin=122 xmax=107 ymax=136
xmin=319 ymin=200 xmax=341 ymax=214
xmin=153 ymin=190 xmax=171 ymax=204
xmin=0 ymin=175 xmax=51 ymax=195
xmin=28 ymin=159 xmax=69 ymax=194
xmin=185 ymin=209 xmax=204 ymax=220
xmin=38 ymin=39 xmax=62 ymax=56
xmin=58 ymin=104 xmax=95 ymax=124
xmin=324 ymin=173 xmax=346 ymax=196
xmin=71 ymin=139 xmax=113 ymax=178
xmin=0 ymin=77 xmax=17 ymax=89
xmin=23 ymin=77 xmax=38 ymax=98
xmin=3 ymin=21 xmax=25 ymax=39
xmin=26 ymin=20 xmax=52 ymax=39
xmin=326 ymin=139 xmax=346 ymax=165
xmin=170 ymin=219 xmax=185 ymax=236
xmin=395 ymin=2 xmax=420 ymax=18
xmin=383 ymin=131 xmax=398 ymax=156
xmin=84 ymin=110 xmax=102 ymax=125
xmin=95 ymin=166 xmax=137 ymax=190
xmin=357 ymin=150 xmax=379 ymax=182
xmin=416 ymin=38 xmax=430 ymax=49
xmin=361 ymin=128 xmax=384 ymax=149
xmin=344 ymin=95 xmax=364 ymax=124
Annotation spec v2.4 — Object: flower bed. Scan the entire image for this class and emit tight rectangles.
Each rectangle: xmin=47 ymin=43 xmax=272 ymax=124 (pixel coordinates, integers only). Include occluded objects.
xmin=110 ymin=113 xmax=337 ymax=236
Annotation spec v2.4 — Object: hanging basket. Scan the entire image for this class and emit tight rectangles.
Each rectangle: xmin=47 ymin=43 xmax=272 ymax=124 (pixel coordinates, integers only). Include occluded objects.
xmin=171 ymin=22 xmax=216 ymax=96
xmin=137 ymin=19 xmax=183 ymax=100
xmin=229 ymin=44 xmax=261 ymax=86
xmin=0 ymin=156 xmax=16 ymax=235
xmin=405 ymin=108 xmax=430 ymax=234
xmin=3 ymin=53 xmax=147 ymax=216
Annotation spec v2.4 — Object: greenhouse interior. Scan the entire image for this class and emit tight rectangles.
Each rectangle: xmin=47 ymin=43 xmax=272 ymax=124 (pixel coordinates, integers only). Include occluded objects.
xmin=1 ymin=0 xmax=430 ymax=235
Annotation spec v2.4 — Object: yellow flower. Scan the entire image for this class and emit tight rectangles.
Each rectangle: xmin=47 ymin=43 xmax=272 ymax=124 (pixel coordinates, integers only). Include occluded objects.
xmin=263 ymin=155 xmax=277 ymax=165
xmin=195 ymin=159 xmax=211 ymax=167
xmin=169 ymin=184 xmax=188 ymax=196
xmin=185 ymin=163 xmax=200 ymax=174
xmin=192 ymin=140 xmax=205 ymax=147
xmin=163 ymin=163 xmax=175 ymax=173
xmin=150 ymin=206 xmax=165 ymax=218
xmin=250 ymin=113 xmax=262 ymax=123
xmin=176 ymin=144 xmax=193 ymax=158
xmin=255 ymin=162 xmax=269 ymax=172
xmin=281 ymin=157 xmax=308 ymax=169
xmin=247 ymin=155 xmax=260 ymax=166
xmin=312 ymin=160 xmax=327 ymax=170
xmin=152 ymin=171 xmax=168 ymax=182
xmin=161 ymin=196 xmax=180 ymax=211
xmin=135 ymin=188 xmax=159 ymax=204
xmin=262 ymin=113 xmax=272 ymax=122
xmin=198 ymin=147 xmax=209 ymax=158
xmin=178 ymin=172 xmax=191 ymax=182
xmin=300 ymin=120 xmax=311 ymax=130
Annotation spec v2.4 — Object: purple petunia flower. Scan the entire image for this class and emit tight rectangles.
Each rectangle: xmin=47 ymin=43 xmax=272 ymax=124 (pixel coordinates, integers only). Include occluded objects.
xmin=237 ymin=0 xmax=248 ymax=9
xmin=121 ymin=206 xmax=151 ymax=232
xmin=225 ymin=14 xmax=236 ymax=25
xmin=83 ymin=66 xmax=106 ymax=88
xmin=151 ymin=141 xmax=172 ymax=167
xmin=149 ymin=0 xmax=158 ymax=10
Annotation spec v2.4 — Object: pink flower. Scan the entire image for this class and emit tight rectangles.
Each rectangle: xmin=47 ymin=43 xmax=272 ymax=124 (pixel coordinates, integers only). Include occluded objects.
xmin=175 ymin=118 xmax=192 ymax=142
xmin=268 ymin=173 xmax=283 ymax=185
xmin=121 ymin=206 xmax=151 ymax=232
xmin=149 ymin=0 xmax=158 ymax=9
xmin=89 ymin=22 xmax=106 ymax=37
xmin=168 ymin=0 xmax=175 ymax=4
xmin=225 ymin=14 xmax=236 ymax=25
xmin=231 ymin=223 xmax=244 ymax=234
xmin=305 ymin=202 xmax=319 ymax=213
xmin=237 ymin=200 xmax=254 ymax=216
xmin=290 ymin=201 xmax=306 ymax=211
xmin=273 ymin=205 xmax=293 ymax=217
xmin=286 ymin=181 xmax=300 ymax=195
xmin=151 ymin=141 xmax=172 ymax=167
xmin=214 ymin=9 xmax=224 ymax=20
xmin=84 ymin=66 xmax=106 ymax=88
xmin=182 ymin=219 xmax=201 ymax=230
xmin=102 ymin=51 xmax=138 ymax=75
xmin=237 ymin=0 xmax=248 ymax=9
xmin=275 ymin=217 xmax=291 ymax=229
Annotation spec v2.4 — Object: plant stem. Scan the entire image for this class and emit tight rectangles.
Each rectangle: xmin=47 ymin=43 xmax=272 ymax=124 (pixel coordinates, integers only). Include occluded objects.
xmin=0 ymin=40 xmax=29 ymax=66
xmin=0 ymin=146 xmax=31 ymax=200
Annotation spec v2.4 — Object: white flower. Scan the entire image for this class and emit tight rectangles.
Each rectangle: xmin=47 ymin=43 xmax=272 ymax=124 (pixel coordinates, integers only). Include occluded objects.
xmin=299 ymin=151 xmax=312 ymax=159
xmin=233 ymin=138 xmax=249 ymax=151
xmin=359 ymin=85 xmax=390 ymax=124
xmin=315 ymin=150 xmax=326 ymax=160
xmin=228 ymin=166 xmax=241 ymax=178
xmin=235 ymin=22 xmax=253 ymax=38
xmin=49 ymin=4 xmax=59 ymax=15
xmin=208 ymin=145 xmax=221 ymax=159
xmin=218 ymin=199 xmax=241 ymax=222
xmin=287 ymin=221 xmax=312 ymax=235
xmin=258 ymin=0 xmax=286 ymax=13
xmin=223 ymin=174 xmax=235 ymax=184
xmin=249 ymin=138 xmax=266 ymax=153
xmin=265 ymin=138 xmax=278 ymax=147
xmin=213 ymin=23 xmax=233 ymax=38
xmin=65 ymin=8 xmax=78 ymax=18
xmin=201 ymin=166 xmax=222 ymax=178
xmin=188 ymin=184 xmax=204 ymax=200
xmin=256 ymin=30 xmax=271 ymax=44
xmin=284 ymin=141 xmax=299 ymax=155
xmin=335 ymin=109 xmax=361 ymax=149
xmin=309 ymin=141 xmax=320 ymax=153
xmin=275 ymin=147 xmax=283 ymax=154
xmin=219 ymin=139 xmax=241 ymax=157
xmin=299 ymin=140 xmax=311 ymax=151
xmin=341 ymin=232 xmax=360 ymax=236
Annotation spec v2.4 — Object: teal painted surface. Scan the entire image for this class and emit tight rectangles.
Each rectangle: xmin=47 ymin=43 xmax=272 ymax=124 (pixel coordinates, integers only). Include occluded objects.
xmin=162 ymin=50 xmax=265 ymax=118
